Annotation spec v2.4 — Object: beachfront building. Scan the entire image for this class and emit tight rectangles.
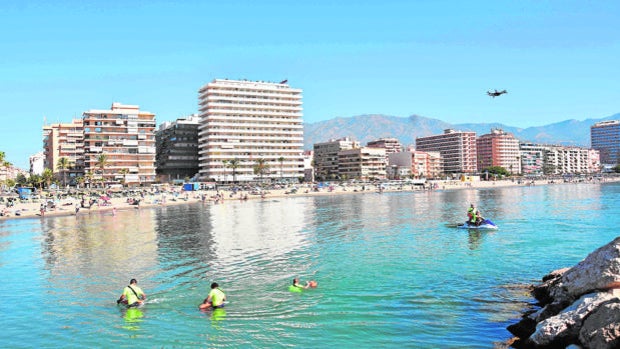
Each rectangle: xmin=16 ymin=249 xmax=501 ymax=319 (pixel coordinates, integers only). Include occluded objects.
xmin=197 ymin=79 xmax=305 ymax=183
xmin=156 ymin=114 xmax=200 ymax=182
xmin=388 ymin=150 xmax=442 ymax=179
xmin=519 ymin=143 xmax=546 ymax=175
xmin=42 ymin=118 xmax=85 ymax=184
xmin=415 ymin=129 xmax=477 ymax=174
xmin=313 ymin=137 xmax=360 ymax=181
xmin=544 ymin=145 xmax=599 ymax=175
xmin=29 ymin=152 xmax=45 ymax=176
xmin=303 ymin=150 xmax=314 ymax=183
xmin=476 ymin=129 xmax=521 ymax=175
xmin=82 ymin=103 xmax=157 ymax=186
xmin=590 ymin=120 xmax=620 ymax=166
xmin=367 ymin=137 xmax=403 ymax=164
xmin=338 ymin=147 xmax=386 ymax=181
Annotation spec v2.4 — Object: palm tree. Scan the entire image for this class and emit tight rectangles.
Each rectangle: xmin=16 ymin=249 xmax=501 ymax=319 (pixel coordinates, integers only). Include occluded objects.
xmin=56 ymin=157 xmax=72 ymax=187
xmin=76 ymin=176 xmax=85 ymax=189
xmin=85 ymin=171 xmax=94 ymax=189
xmin=278 ymin=156 xmax=285 ymax=181
xmin=119 ymin=168 xmax=129 ymax=186
xmin=28 ymin=174 xmax=43 ymax=189
xmin=253 ymin=158 xmax=270 ymax=183
xmin=225 ymin=158 xmax=241 ymax=183
xmin=42 ymin=168 xmax=54 ymax=189
xmin=95 ymin=153 xmax=109 ymax=187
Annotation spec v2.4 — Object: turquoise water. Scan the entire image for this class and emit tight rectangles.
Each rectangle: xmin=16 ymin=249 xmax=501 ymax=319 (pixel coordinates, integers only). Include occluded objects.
xmin=0 ymin=183 xmax=619 ymax=348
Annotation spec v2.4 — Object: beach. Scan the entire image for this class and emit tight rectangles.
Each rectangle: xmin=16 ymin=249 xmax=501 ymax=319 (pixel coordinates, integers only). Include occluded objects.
xmin=2 ymin=177 xmax=616 ymax=221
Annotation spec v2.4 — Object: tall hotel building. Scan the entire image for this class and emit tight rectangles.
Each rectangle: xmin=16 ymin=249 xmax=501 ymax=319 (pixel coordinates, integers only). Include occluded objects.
xmin=197 ymin=79 xmax=305 ymax=182
xmin=416 ymin=129 xmax=477 ymax=174
xmin=591 ymin=120 xmax=620 ymax=165
xmin=82 ymin=103 xmax=156 ymax=186
xmin=42 ymin=119 xmax=84 ymax=182
xmin=476 ymin=129 xmax=521 ymax=174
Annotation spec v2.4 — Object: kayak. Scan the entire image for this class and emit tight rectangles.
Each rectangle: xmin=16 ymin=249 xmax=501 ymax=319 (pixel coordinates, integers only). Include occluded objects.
xmin=457 ymin=219 xmax=498 ymax=230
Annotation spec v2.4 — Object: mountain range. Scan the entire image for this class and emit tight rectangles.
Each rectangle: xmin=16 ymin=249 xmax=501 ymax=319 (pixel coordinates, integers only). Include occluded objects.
xmin=303 ymin=113 xmax=619 ymax=150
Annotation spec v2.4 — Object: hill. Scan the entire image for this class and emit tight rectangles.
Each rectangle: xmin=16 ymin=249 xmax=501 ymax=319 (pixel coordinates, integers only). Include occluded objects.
xmin=303 ymin=113 xmax=619 ymax=149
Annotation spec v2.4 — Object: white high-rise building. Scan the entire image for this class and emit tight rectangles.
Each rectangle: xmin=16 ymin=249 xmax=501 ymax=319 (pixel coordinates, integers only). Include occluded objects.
xmin=197 ymin=79 xmax=304 ymax=182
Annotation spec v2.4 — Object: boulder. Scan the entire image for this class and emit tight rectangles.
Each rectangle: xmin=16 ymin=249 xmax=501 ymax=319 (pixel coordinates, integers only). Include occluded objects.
xmin=549 ymin=237 xmax=620 ymax=304
xmin=528 ymin=292 xmax=615 ymax=347
xmin=507 ymin=237 xmax=620 ymax=348
xmin=579 ymin=298 xmax=620 ymax=349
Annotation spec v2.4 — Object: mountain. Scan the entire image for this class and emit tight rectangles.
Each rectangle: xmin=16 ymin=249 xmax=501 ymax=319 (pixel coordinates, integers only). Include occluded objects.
xmin=303 ymin=113 xmax=619 ymax=149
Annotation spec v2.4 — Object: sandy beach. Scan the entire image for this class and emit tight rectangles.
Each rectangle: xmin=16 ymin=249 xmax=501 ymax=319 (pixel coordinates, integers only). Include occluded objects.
xmin=1 ymin=177 xmax=617 ymax=221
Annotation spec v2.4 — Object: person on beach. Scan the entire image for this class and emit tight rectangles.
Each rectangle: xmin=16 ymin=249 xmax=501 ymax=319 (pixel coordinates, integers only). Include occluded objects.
xmin=199 ymin=282 xmax=226 ymax=310
xmin=117 ymin=278 xmax=147 ymax=307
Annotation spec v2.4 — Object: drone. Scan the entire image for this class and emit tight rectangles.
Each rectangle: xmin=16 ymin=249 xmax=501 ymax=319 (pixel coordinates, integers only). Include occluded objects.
xmin=487 ymin=89 xmax=507 ymax=98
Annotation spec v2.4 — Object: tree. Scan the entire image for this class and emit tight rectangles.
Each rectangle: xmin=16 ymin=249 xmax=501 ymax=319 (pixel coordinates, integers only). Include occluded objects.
xmin=56 ymin=157 xmax=72 ymax=187
xmin=119 ymin=168 xmax=129 ymax=186
xmin=28 ymin=174 xmax=43 ymax=189
xmin=253 ymin=158 xmax=270 ymax=183
xmin=484 ymin=166 xmax=509 ymax=177
xmin=76 ymin=176 xmax=85 ymax=189
xmin=41 ymin=169 xmax=54 ymax=189
xmin=85 ymin=171 xmax=94 ymax=189
xmin=95 ymin=153 xmax=109 ymax=186
xmin=278 ymin=156 xmax=285 ymax=180
xmin=613 ymin=164 xmax=620 ymax=173
xmin=15 ymin=173 xmax=27 ymax=186
xmin=224 ymin=158 xmax=241 ymax=183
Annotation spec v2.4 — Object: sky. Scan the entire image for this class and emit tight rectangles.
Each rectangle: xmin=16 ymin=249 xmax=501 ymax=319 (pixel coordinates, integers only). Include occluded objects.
xmin=1 ymin=0 xmax=619 ymax=169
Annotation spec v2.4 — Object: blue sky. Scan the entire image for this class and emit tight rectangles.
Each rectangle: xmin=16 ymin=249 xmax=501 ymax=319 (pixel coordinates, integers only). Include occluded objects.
xmin=1 ymin=0 xmax=619 ymax=168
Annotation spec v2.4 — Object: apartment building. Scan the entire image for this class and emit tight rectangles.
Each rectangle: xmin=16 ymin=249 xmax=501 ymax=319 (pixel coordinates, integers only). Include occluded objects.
xmin=338 ymin=147 xmax=386 ymax=181
xmin=29 ymin=152 xmax=45 ymax=176
xmin=416 ymin=129 xmax=477 ymax=174
xmin=197 ymin=79 xmax=304 ymax=183
xmin=519 ymin=142 xmax=546 ymax=175
xmin=82 ymin=103 xmax=156 ymax=186
xmin=388 ymin=150 xmax=442 ymax=179
xmin=544 ymin=145 xmax=599 ymax=175
xmin=156 ymin=114 xmax=200 ymax=182
xmin=42 ymin=118 xmax=84 ymax=183
xmin=591 ymin=120 xmax=620 ymax=165
xmin=367 ymin=137 xmax=403 ymax=164
xmin=476 ymin=129 xmax=521 ymax=174
xmin=313 ymin=137 xmax=360 ymax=181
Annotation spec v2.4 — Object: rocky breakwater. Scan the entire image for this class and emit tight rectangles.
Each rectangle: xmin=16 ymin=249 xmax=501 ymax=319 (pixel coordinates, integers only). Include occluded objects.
xmin=508 ymin=237 xmax=620 ymax=348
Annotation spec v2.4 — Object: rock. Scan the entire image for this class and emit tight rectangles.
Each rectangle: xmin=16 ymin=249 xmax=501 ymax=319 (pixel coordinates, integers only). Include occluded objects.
xmin=579 ymin=298 xmax=620 ymax=349
xmin=506 ymin=237 xmax=620 ymax=348
xmin=549 ymin=237 xmax=620 ymax=304
xmin=507 ymin=316 xmax=538 ymax=340
xmin=528 ymin=292 xmax=615 ymax=347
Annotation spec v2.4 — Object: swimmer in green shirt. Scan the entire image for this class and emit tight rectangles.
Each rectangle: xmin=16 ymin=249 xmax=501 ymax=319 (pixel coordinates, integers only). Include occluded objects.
xmin=117 ymin=278 xmax=146 ymax=307
xmin=199 ymin=282 xmax=226 ymax=310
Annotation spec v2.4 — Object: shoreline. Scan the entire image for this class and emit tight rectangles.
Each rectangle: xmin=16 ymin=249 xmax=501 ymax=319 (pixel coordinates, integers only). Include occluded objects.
xmin=1 ymin=177 xmax=618 ymax=222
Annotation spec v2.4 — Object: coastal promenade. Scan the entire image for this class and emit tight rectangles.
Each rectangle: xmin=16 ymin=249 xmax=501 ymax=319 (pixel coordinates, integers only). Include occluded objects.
xmin=1 ymin=177 xmax=617 ymax=221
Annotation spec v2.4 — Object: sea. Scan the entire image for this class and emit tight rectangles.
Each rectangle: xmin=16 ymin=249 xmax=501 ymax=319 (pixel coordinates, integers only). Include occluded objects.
xmin=0 ymin=182 xmax=618 ymax=348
